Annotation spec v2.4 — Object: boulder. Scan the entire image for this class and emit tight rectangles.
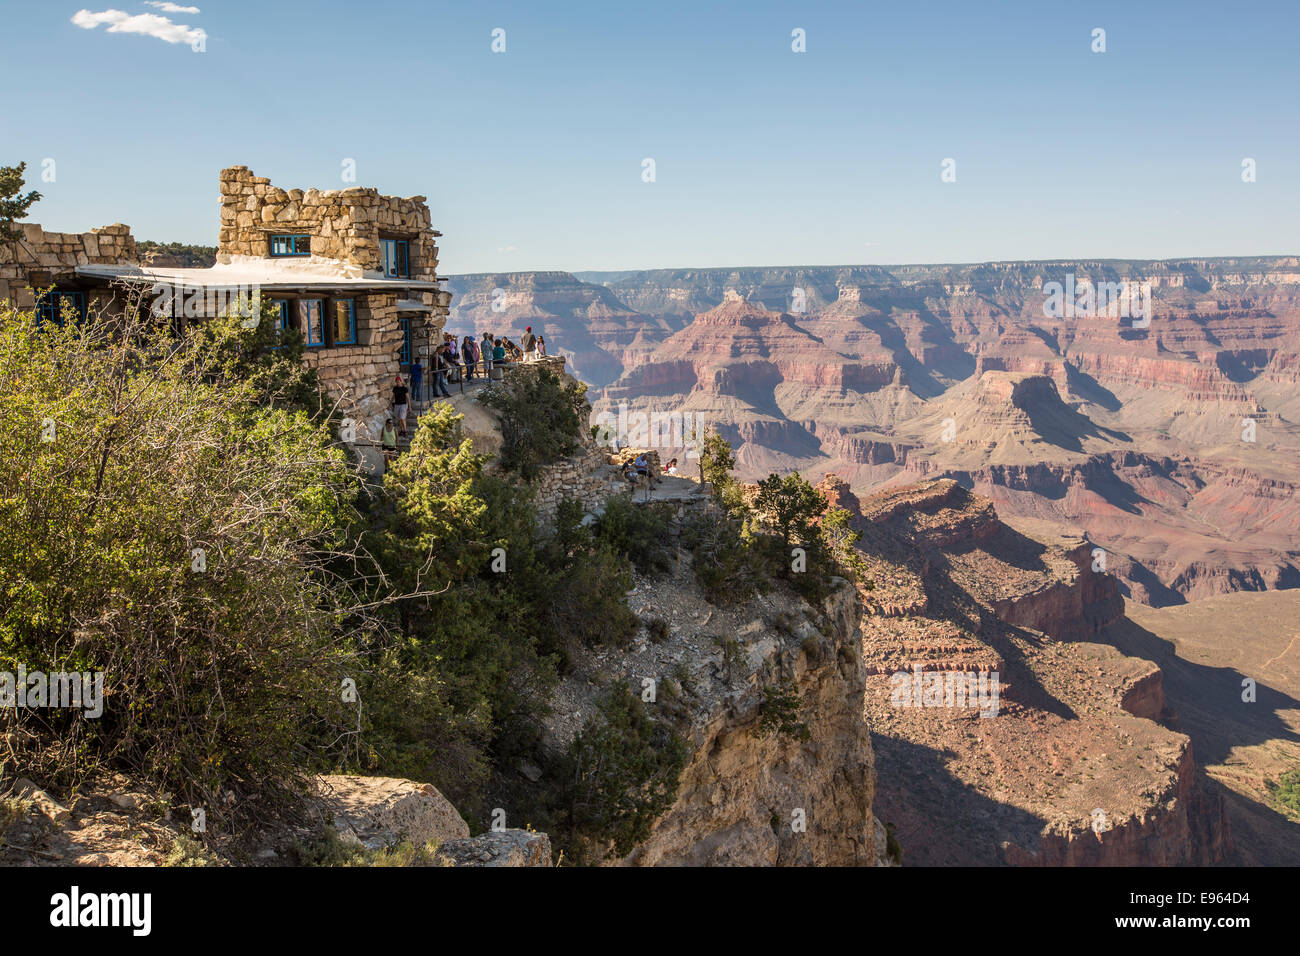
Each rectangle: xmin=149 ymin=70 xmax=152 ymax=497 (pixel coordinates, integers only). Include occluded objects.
xmin=434 ymin=829 xmax=552 ymax=867
xmin=316 ymin=775 xmax=468 ymax=851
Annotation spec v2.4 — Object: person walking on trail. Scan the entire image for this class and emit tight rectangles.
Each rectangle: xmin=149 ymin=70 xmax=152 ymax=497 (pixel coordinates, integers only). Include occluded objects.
xmin=409 ymin=358 xmax=424 ymax=403
xmin=433 ymin=345 xmax=453 ymax=398
xmin=521 ymin=326 xmax=537 ymax=363
xmin=392 ymin=375 xmax=409 ymax=436
xmin=381 ymin=417 xmax=398 ymax=468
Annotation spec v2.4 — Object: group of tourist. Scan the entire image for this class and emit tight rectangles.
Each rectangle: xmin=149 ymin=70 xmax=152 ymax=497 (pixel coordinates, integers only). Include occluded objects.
xmin=379 ymin=326 xmax=550 ymax=468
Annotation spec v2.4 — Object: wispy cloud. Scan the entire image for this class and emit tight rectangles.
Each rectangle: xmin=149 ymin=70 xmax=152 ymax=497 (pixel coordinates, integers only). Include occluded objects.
xmin=144 ymin=1 xmax=200 ymax=12
xmin=497 ymin=245 xmax=519 ymax=253
xmin=71 ymin=8 xmax=205 ymax=46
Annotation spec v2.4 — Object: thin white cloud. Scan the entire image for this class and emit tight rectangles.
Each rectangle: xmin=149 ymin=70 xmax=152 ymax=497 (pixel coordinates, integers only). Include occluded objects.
xmin=72 ymin=9 xmax=206 ymax=46
xmin=144 ymin=1 xmax=200 ymax=12
xmin=497 ymin=245 xmax=519 ymax=253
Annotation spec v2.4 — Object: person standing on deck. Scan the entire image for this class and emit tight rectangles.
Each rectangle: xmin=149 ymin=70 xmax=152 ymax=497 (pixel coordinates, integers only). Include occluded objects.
xmin=481 ymin=331 xmax=495 ymax=378
xmin=409 ymin=358 xmax=423 ymax=403
xmin=462 ymin=335 xmax=478 ymax=379
xmin=381 ymin=418 xmax=398 ymax=468
xmin=432 ymin=344 xmax=452 ymax=398
xmin=521 ymin=326 xmax=537 ymax=363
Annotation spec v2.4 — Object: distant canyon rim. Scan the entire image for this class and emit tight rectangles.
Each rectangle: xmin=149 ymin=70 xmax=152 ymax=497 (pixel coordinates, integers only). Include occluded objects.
xmin=447 ymin=257 xmax=1300 ymax=608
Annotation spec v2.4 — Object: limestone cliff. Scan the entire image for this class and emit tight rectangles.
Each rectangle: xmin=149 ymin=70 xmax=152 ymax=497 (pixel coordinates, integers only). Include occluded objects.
xmin=544 ymin=509 xmax=886 ymax=866
xmin=623 ymin=575 xmax=877 ymax=866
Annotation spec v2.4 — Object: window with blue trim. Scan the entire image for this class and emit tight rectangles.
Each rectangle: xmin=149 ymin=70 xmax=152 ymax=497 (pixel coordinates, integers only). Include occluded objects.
xmin=399 ymin=315 xmax=412 ymax=366
xmin=299 ymin=299 xmax=325 ymax=346
xmin=269 ymin=299 xmax=291 ymax=346
xmin=269 ymin=234 xmax=311 ymax=257
xmin=380 ymin=238 xmax=410 ymax=278
xmin=332 ymin=299 xmax=356 ymax=345
xmin=38 ymin=290 xmax=87 ymax=326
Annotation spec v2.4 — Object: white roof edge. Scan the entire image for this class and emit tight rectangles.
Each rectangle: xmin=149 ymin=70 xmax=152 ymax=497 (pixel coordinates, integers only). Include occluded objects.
xmin=75 ymin=262 xmax=445 ymax=290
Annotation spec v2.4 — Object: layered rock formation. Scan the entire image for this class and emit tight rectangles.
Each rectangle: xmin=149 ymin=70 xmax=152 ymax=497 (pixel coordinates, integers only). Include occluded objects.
xmin=445 ymin=258 xmax=1300 ymax=605
xmin=848 ymin=478 xmax=1229 ymax=865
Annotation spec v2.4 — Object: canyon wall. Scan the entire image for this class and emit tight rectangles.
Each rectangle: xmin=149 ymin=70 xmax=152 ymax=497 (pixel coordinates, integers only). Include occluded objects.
xmin=622 ymin=577 xmax=880 ymax=866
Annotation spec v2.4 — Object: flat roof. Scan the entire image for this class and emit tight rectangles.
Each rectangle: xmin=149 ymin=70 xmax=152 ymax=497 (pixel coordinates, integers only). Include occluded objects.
xmin=76 ymin=261 xmax=446 ymax=293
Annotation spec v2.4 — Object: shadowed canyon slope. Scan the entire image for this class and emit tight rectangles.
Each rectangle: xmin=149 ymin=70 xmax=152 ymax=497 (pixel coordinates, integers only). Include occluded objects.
xmin=840 ymin=477 xmax=1230 ymax=865
xmin=448 ymin=258 xmax=1300 ymax=605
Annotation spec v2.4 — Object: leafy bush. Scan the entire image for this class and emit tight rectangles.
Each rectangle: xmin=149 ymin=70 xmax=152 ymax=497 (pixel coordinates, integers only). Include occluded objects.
xmin=699 ymin=429 xmax=736 ymax=500
xmin=686 ymin=513 xmax=766 ymax=605
xmin=645 ymin=616 xmax=671 ymax=644
xmin=0 ymin=302 xmax=362 ymax=836
xmin=753 ymin=471 xmax=827 ymax=556
xmin=758 ymin=679 xmax=811 ymax=742
xmin=552 ymin=681 xmax=689 ymax=863
xmin=594 ymin=494 xmax=673 ymax=575
xmin=478 ymin=367 xmax=587 ymax=480
xmin=885 ymin=822 xmax=903 ymax=864
xmin=364 ymin=413 xmax=639 ymax=817
xmin=1267 ymin=768 xmax=1300 ymax=820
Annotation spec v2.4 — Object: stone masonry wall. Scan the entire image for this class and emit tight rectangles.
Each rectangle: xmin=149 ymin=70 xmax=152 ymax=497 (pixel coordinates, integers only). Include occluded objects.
xmin=217 ymin=165 xmax=439 ymax=283
xmin=0 ymin=222 xmax=135 ymax=310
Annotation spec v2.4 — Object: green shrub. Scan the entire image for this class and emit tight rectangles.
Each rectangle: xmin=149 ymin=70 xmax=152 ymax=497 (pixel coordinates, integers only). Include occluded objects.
xmin=0 ymin=302 xmax=361 ymax=837
xmin=645 ymin=616 xmax=671 ymax=644
xmin=594 ymin=494 xmax=673 ymax=575
xmin=478 ymin=367 xmax=586 ymax=480
xmin=753 ymin=471 xmax=827 ymax=558
xmin=758 ymin=679 xmax=811 ymax=742
xmin=885 ymin=822 xmax=903 ymax=864
xmin=553 ymin=682 xmax=689 ymax=863
xmin=699 ymin=429 xmax=737 ymax=502
xmin=687 ymin=514 xmax=765 ymax=605
xmin=1267 ymin=768 xmax=1300 ymax=820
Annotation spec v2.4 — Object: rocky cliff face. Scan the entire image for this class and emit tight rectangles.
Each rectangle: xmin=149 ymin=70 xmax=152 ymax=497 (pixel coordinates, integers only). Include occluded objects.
xmin=621 ymin=576 xmax=878 ymax=866
xmin=543 ymin=520 xmax=885 ymax=866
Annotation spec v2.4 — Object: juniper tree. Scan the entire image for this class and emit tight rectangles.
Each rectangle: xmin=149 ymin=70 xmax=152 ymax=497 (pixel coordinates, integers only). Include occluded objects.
xmin=0 ymin=162 xmax=41 ymax=245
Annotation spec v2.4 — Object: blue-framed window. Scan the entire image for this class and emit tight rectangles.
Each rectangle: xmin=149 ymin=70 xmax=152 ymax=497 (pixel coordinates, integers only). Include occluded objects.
xmin=38 ymin=290 xmax=87 ymax=326
xmin=269 ymin=299 xmax=291 ymax=346
xmin=399 ymin=315 xmax=412 ymax=366
xmin=332 ymin=299 xmax=356 ymax=345
xmin=299 ymin=299 xmax=325 ymax=347
xmin=269 ymin=234 xmax=311 ymax=257
xmin=380 ymin=238 xmax=409 ymax=278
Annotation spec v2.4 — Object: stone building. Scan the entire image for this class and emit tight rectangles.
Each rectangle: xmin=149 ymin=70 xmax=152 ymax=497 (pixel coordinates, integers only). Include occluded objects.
xmin=0 ymin=165 xmax=451 ymax=459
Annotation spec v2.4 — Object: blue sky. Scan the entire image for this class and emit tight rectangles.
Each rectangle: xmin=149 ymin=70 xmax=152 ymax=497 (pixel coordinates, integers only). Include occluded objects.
xmin=3 ymin=0 xmax=1296 ymax=273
